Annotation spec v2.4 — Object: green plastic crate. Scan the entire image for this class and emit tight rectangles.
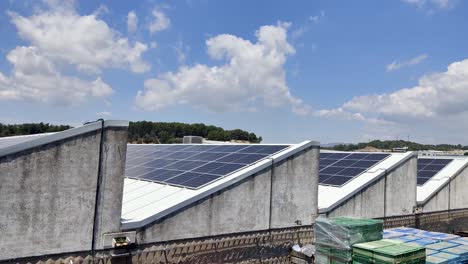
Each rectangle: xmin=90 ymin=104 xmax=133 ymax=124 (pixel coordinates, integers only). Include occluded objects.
xmin=353 ymin=239 xmax=402 ymax=259
xmin=372 ymin=244 xmax=426 ymax=264
xmin=315 ymin=217 xmax=384 ymax=248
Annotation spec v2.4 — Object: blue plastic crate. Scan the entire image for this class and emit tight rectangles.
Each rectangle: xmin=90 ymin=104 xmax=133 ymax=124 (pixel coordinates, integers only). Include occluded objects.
xmin=417 ymin=232 xmax=460 ymax=241
xmin=392 ymin=235 xmax=420 ymax=243
xmin=426 ymin=248 xmax=439 ymax=256
xmin=431 ymin=252 xmax=460 ymax=264
xmin=426 ymin=242 xmax=460 ymax=251
xmin=426 ymin=255 xmax=453 ymax=264
xmin=450 ymin=237 xmax=468 ymax=246
xmin=411 ymin=238 xmax=438 ymax=246
xmin=442 ymin=245 xmax=468 ymax=262
xmin=383 ymin=230 xmax=405 ymax=239
xmin=388 ymin=227 xmax=421 ymax=235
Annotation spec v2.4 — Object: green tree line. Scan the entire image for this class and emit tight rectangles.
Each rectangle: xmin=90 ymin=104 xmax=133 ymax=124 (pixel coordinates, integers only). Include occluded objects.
xmin=328 ymin=140 xmax=468 ymax=152
xmin=0 ymin=122 xmax=72 ymax=137
xmin=0 ymin=121 xmax=263 ymax=144
xmin=128 ymin=121 xmax=262 ymax=144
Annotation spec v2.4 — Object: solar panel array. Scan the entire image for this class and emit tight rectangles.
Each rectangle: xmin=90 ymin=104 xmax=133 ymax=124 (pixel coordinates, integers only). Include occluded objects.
xmin=417 ymin=158 xmax=453 ymax=186
xmin=319 ymin=152 xmax=390 ymax=187
xmin=125 ymin=144 xmax=289 ymax=189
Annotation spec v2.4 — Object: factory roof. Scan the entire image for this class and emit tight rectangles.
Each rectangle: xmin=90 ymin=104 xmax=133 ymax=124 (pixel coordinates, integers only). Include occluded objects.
xmin=121 ymin=140 xmax=318 ymax=229
xmin=318 ymin=150 xmax=416 ymax=213
xmin=416 ymin=155 xmax=468 ymax=205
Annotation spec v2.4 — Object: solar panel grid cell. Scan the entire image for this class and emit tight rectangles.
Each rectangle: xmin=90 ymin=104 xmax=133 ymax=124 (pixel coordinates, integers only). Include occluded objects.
xmin=319 ymin=152 xmax=390 ymax=187
xmin=417 ymin=158 xmax=453 ymax=186
xmin=125 ymin=144 xmax=289 ymax=189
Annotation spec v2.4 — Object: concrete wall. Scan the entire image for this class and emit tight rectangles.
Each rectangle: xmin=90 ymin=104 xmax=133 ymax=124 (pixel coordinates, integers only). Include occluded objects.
xmin=328 ymin=156 xmax=417 ymax=218
xmin=423 ymin=165 xmax=468 ymax=212
xmin=328 ymin=178 xmax=386 ymax=219
xmin=0 ymin=123 xmax=128 ymax=261
xmin=270 ymin=147 xmax=319 ymax=228
xmin=137 ymin=146 xmax=319 ymax=244
xmin=93 ymin=127 xmax=129 ymax=249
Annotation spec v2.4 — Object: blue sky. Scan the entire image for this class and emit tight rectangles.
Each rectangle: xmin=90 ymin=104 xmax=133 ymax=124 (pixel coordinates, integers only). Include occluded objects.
xmin=0 ymin=0 xmax=467 ymax=144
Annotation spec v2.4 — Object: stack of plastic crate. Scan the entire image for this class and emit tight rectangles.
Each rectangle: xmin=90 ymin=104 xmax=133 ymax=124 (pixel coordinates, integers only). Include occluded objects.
xmin=429 ymin=252 xmax=460 ymax=264
xmin=352 ymin=239 xmax=426 ymax=264
xmin=314 ymin=217 xmax=383 ymax=264
xmin=371 ymin=243 xmax=426 ymax=264
xmin=352 ymin=239 xmax=402 ymax=263
xmin=442 ymin=245 xmax=468 ymax=263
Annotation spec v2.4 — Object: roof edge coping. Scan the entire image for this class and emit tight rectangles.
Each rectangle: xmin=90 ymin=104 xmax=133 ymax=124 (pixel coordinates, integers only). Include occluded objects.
xmin=0 ymin=119 xmax=129 ymax=158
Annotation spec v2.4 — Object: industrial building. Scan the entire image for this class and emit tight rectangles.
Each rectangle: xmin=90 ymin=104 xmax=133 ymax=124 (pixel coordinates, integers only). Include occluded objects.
xmin=416 ymin=155 xmax=468 ymax=213
xmin=318 ymin=150 xmax=418 ymax=219
xmin=0 ymin=120 xmax=320 ymax=262
xmin=0 ymin=120 xmax=128 ymax=261
xmin=2 ymin=121 xmax=468 ymax=263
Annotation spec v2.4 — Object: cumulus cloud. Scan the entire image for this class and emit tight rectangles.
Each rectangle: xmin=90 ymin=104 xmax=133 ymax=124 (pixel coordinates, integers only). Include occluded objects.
xmin=386 ymin=54 xmax=428 ymax=72
xmin=0 ymin=46 xmax=113 ymax=104
xmin=330 ymin=58 xmax=468 ymax=121
xmin=127 ymin=11 xmax=138 ymax=33
xmin=8 ymin=2 xmax=150 ymax=73
xmin=136 ymin=22 xmax=308 ymax=114
xmin=149 ymin=9 xmax=170 ymax=33
xmin=0 ymin=0 xmax=142 ymax=104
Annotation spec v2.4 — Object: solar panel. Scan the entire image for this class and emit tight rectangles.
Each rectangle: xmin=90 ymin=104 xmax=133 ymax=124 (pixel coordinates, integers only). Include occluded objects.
xmin=319 ymin=152 xmax=390 ymax=187
xmin=125 ymin=144 xmax=289 ymax=189
xmin=417 ymin=158 xmax=453 ymax=186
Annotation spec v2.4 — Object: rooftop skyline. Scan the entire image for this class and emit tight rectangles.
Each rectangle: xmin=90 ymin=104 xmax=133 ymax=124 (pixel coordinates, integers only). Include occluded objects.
xmin=0 ymin=0 xmax=467 ymax=144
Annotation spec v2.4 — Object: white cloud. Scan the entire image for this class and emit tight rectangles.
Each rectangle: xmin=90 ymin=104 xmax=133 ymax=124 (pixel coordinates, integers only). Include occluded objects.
xmin=173 ymin=40 xmax=189 ymax=65
xmin=8 ymin=1 xmax=150 ymax=74
xmin=386 ymin=54 xmax=428 ymax=72
xmin=127 ymin=11 xmax=138 ymax=33
xmin=0 ymin=46 xmax=113 ymax=104
xmin=401 ymin=0 xmax=457 ymax=9
xmin=96 ymin=111 xmax=112 ymax=116
xmin=0 ymin=0 xmax=130 ymax=105
xmin=136 ymin=22 xmax=308 ymax=114
xmin=335 ymin=58 xmax=468 ymax=120
xmin=149 ymin=9 xmax=170 ymax=33
xmin=291 ymin=11 xmax=325 ymax=40
xmin=309 ymin=10 xmax=325 ymax=23
xmin=150 ymin=42 xmax=157 ymax=48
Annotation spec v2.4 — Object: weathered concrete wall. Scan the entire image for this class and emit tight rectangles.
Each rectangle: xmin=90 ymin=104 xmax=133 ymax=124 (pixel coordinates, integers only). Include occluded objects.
xmin=270 ymin=147 xmax=319 ymax=228
xmin=423 ymin=165 xmax=468 ymax=213
xmin=328 ymin=156 xmax=417 ymax=218
xmin=0 ymin=124 xmax=128 ymax=261
xmin=448 ymin=165 xmax=468 ymax=210
xmin=328 ymin=178 xmax=386 ymax=219
xmin=139 ymin=168 xmax=272 ymax=243
xmin=385 ymin=156 xmax=417 ymax=216
xmin=0 ymin=132 xmax=100 ymax=260
xmin=138 ymin=145 xmax=319 ymax=244
xmin=423 ymin=186 xmax=449 ymax=212
xmin=93 ymin=128 xmax=128 ymax=249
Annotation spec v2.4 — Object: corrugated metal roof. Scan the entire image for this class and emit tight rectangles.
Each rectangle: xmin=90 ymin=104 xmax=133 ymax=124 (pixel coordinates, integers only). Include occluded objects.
xmin=318 ymin=150 xmax=416 ymax=213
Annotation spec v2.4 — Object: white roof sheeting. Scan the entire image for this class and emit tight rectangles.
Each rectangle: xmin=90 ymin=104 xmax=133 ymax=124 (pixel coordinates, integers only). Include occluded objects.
xmin=0 ymin=133 xmax=53 ymax=150
xmin=417 ymin=156 xmax=468 ymax=205
xmin=318 ymin=150 xmax=415 ymax=213
xmin=121 ymin=140 xmax=318 ymax=230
